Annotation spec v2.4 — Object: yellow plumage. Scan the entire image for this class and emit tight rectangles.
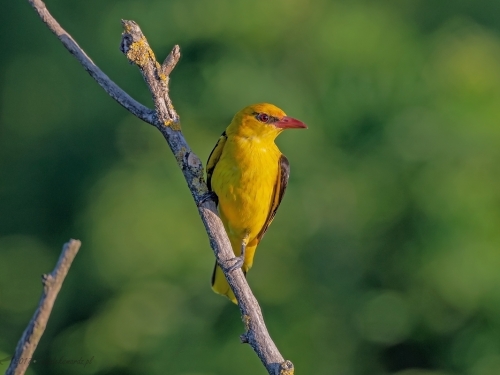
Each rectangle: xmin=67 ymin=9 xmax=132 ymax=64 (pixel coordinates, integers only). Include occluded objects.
xmin=206 ymin=103 xmax=307 ymax=303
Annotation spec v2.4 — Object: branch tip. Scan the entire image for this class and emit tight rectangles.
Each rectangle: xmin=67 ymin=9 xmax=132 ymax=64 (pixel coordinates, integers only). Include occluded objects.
xmin=120 ymin=20 xmax=154 ymax=68
xmin=42 ymin=273 xmax=54 ymax=288
xmin=240 ymin=333 xmax=249 ymax=343
xmin=162 ymin=44 xmax=181 ymax=76
xmin=279 ymin=360 xmax=294 ymax=375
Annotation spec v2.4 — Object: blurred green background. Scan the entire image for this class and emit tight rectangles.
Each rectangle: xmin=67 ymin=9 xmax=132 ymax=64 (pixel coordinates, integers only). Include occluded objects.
xmin=2 ymin=0 xmax=500 ymax=374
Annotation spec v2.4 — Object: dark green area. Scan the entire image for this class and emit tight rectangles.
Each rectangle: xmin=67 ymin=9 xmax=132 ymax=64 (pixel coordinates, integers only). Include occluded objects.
xmin=2 ymin=1 xmax=500 ymax=374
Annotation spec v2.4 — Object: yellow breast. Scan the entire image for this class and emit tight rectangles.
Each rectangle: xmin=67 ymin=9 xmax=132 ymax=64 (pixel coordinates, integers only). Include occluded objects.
xmin=211 ymin=136 xmax=281 ymax=241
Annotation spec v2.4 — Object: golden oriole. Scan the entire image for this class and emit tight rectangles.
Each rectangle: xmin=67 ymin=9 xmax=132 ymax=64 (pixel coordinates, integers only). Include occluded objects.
xmin=206 ymin=103 xmax=307 ymax=303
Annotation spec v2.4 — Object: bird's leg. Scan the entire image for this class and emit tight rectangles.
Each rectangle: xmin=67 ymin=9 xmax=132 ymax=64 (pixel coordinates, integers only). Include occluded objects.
xmin=226 ymin=241 xmax=247 ymax=273
xmin=197 ymin=191 xmax=218 ymax=207
xmin=226 ymin=234 xmax=248 ymax=273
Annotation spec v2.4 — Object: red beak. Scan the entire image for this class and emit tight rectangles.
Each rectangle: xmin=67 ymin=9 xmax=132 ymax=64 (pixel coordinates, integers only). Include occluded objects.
xmin=275 ymin=116 xmax=308 ymax=129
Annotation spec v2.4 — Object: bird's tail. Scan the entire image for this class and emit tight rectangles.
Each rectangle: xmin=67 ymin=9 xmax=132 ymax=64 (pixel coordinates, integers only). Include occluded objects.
xmin=211 ymin=243 xmax=256 ymax=304
xmin=211 ymin=263 xmax=240 ymax=304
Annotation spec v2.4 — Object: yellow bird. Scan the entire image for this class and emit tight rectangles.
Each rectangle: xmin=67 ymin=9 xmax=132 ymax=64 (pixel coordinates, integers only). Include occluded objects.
xmin=206 ymin=103 xmax=307 ymax=303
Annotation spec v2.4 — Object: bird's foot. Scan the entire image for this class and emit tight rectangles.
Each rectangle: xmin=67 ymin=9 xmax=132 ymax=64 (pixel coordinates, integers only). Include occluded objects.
xmin=197 ymin=191 xmax=218 ymax=207
xmin=224 ymin=255 xmax=245 ymax=273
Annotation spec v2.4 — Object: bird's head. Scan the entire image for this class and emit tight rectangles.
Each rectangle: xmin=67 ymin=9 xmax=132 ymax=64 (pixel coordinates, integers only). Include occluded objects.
xmin=227 ymin=103 xmax=307 ymax=140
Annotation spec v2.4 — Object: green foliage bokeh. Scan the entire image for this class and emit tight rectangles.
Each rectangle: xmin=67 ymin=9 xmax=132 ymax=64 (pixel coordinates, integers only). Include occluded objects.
xmin=2 ymin=1 xmax=500 ymax=374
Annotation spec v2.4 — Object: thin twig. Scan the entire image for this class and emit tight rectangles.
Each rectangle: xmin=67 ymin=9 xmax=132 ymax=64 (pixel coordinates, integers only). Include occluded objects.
xmin=161 ymin=44 xmax=181 ymax=77
xmin=6 ymin=239 xmax=81 ymax=375
xmin=27 ymin=0 xmax=155 ymax=125
xmin=26 ymin=1 xmax=294 ymax=374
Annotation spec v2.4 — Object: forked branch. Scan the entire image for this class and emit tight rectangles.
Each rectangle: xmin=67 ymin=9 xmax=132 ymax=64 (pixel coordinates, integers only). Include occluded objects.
xmin=26 ymin=1 xmax=294 ymax=374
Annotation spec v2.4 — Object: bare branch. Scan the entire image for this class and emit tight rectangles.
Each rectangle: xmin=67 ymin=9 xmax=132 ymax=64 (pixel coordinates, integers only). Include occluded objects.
xmin=26 ymin=1 xmax=294 ymax=374
xmin=27 ymin=0 xmax=155 ymax=125
xmin=6 ymin=239 xmax=81 ymax=375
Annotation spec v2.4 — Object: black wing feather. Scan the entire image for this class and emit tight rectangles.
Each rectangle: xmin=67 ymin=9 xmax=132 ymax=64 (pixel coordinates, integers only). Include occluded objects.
xmin=206 ymin=131 xmax=227 ymax=192
xmin=256 ymin=154 xmax=290 ymax=241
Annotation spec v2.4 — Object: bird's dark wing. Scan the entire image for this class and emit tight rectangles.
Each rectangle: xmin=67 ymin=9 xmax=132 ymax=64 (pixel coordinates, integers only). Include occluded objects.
xmin=206 ymin=131 xmax=227 ymax=192
xmin=256 ymin=154 xmax=290 ymax=241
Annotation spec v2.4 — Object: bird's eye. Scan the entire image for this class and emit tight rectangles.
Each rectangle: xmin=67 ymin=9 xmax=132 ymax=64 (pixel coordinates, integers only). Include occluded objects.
xmin=257 ymin=113 xmax=270 ymax=123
